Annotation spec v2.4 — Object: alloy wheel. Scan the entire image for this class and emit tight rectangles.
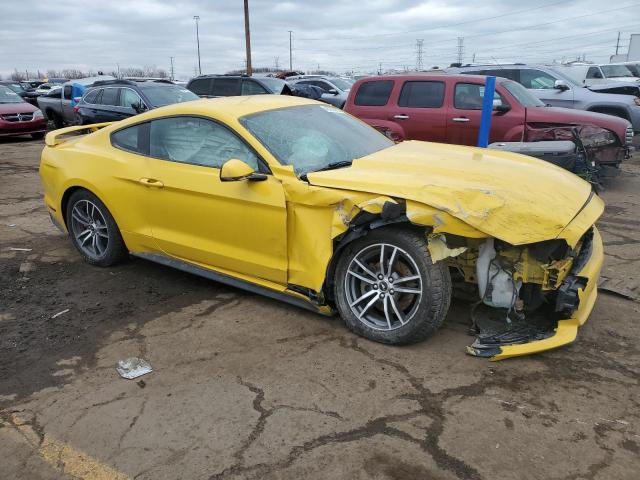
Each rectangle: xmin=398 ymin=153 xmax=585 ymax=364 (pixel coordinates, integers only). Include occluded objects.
xmin=70 ymin=199 xmax=109 ymax=259
xmin=344 ymin=243 xmax=423 ymax=331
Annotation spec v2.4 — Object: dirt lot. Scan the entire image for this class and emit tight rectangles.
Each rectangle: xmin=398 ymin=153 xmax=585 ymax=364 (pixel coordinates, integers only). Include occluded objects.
xmin=1 ymin=137 xmax=639 ymax=480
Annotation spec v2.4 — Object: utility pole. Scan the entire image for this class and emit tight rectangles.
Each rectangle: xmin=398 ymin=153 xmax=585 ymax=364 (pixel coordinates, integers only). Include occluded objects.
xmin=243 ymin=0 xmax=252 ymax=76
xmin=169 ymin=57 xmax=175 ymax=81
xmin=415 ymin=39 xmax=424 ymax=71
xmin=274 ymin=56 xmax=280 ymax=70
xmin=615 ymin=31 xmax=621 ymax=55
xmin=116 ymin=63 xmax=120 ymax=78
xmin=378 ymin=62 xmax=382 ymax=75
xmin=457 ymin=37 xmax=464 ymax=65
xmin=288 ymin=31 xmax=293 ymax=70
xmin=193 ymin=15 xmax=202 ymax=75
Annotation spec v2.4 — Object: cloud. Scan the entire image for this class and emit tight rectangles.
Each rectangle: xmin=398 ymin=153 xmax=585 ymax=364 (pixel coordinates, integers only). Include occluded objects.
xmin=0 ymin=0 xmax=638 ymax=79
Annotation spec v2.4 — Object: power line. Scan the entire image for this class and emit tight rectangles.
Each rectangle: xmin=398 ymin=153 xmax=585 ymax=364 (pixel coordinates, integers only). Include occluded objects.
xmin=296 ymin=0 xmax=574 ymax=41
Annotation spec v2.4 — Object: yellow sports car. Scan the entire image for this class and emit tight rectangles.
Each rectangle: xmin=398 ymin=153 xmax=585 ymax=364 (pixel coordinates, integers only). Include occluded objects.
xmin=39 ymin=96 xmax=604 ymax=360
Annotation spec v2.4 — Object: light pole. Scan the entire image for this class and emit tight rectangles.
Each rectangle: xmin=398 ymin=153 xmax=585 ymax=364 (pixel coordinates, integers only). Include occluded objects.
xmin=193 ymin=15 xmax=201 ymax=75
xmin=244 ymin=0 xmax=252 ymax=76
xmin=288 ymin=30 xmax=293 ymax=70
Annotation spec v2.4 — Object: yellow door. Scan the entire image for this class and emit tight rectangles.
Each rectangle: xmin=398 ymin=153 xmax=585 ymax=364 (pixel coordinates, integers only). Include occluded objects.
xmin=142 ymin=116 xmax=288 ymax=284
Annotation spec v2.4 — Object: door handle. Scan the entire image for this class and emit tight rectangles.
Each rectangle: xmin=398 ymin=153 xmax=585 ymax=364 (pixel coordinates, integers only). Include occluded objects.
xmin=139 ymin=178 xmax=164 ymax=188
xmin=393 ymin=114 xmax=410 ymax=120
xmin=452 ymin=117 xmax=470 ymax=122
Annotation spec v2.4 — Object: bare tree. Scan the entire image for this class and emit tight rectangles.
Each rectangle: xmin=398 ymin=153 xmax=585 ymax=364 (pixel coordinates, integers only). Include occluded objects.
xmin=11 ymin=69 xmax=26 ymax=81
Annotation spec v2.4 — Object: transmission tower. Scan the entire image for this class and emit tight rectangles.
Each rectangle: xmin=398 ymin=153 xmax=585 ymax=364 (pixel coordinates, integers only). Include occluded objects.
xmin=457 ymin=37 xmax=464 ymax=64
xmin=415 ymin=39 xmax=424 ymax=71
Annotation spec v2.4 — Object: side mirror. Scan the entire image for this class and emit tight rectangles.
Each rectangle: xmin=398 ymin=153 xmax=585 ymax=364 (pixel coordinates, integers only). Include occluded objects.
xmin=220 ymin=159 xmax=267 ymax=182
xmin=327 ymin=89 xmax=339 ymax=95
xmin=554 ymin=80 xmax=569 ymax=91
xmin=131 ymin=102 xmax=147 ymax=114
xmin=493 ymin=104 xmax=511 ymax=113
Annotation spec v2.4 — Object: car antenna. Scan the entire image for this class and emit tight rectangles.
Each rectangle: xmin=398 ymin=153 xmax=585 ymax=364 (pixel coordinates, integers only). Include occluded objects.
xmin=490 ymin=57 xmax=504 ymax=69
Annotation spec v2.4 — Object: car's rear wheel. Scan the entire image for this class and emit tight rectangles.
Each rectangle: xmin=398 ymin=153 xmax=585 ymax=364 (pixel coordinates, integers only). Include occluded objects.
xmin=334 ymin=227 xmax=451 ymax=345
xmin=66 ymin=190 xmax=128 ymax=267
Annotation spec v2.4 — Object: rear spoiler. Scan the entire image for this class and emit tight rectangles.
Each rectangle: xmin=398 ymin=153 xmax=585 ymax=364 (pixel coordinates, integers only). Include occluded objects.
xmin=45 ymin=122 xmax=114 ymax=147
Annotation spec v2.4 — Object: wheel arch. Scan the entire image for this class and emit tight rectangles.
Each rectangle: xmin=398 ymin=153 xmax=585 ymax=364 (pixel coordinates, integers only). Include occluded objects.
xmin=322 ymin=203 xmax=426 ymax=304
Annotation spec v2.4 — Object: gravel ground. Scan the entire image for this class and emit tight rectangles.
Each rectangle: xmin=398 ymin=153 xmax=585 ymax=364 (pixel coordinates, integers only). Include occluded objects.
xmin=0 ymin=136 xmax=639 ymax=480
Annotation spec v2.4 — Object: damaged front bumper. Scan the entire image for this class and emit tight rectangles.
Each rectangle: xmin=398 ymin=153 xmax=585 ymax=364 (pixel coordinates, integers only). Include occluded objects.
xmin=468 ymin=227 xmax=604 ymax=361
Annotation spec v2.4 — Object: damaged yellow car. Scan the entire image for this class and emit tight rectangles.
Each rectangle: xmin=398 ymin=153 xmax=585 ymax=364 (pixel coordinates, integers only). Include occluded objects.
xmin=39 ymin=96 xmax=604 ymax=360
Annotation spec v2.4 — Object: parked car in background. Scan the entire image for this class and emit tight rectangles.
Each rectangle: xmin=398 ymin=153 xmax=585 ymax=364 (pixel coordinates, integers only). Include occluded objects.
xmin=35 ymin=83 xmax=58 ymax=95
xmin=37 ymin=76 xmax=117 ymax=128
xmin=0 ymin=85 xmax=46 ymax=139
xmin=345 ymin=74 xmax=632 ymax=167
xmin=287 ymin=75 xmax=352 ymax=108
xmin=554 ymin=63 xmax=639 ymax=86
xmin=40 ymin=95 xmax=605 ymax=360
xmin=187 ymin=75 xmax=290 ymax=97
xmin=0 ymin=81 xmax=39 ymax=105
xmin=448 ymin=64 xmax=640 ymax=131
xmin=76 ymin=79 xmax=198 ymax=124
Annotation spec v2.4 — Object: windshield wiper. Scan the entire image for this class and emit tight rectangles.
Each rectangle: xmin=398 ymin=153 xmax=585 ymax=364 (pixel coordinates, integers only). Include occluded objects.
xmin=311 ymin=161 xmax=353 ymax=173
xmin=300 ymin=161 xmax=353 ymax=182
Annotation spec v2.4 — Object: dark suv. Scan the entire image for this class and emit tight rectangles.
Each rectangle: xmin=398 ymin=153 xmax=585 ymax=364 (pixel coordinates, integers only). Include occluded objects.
xmin=76 ymin=79 xmax=199 ymax=124
xmin=186 ymin=75 xmax=289 ymax=97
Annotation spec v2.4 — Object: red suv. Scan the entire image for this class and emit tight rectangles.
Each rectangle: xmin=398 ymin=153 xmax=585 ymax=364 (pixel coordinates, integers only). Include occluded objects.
xmin=344 ymin=74 xmax=632 ymax=166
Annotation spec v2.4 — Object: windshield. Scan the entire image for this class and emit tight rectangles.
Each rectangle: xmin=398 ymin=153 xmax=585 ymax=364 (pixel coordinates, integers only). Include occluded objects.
xmin=240 ymin=104 xmax=393 ymax=176
xmin=139 ymin=85 xmax=199 ymax=106
xmin=255 ymin=77 xmax=287 ymax=94
xmin=0 ymin=85 xmax=23 ymax=103
xmin=501 ymin=80 xmax=545 ymax=107
xmin=4 ymin=83 xmax=25 ymax=92
xmin=601 ymin=64 xmax=635 ymax=78
xmin=622 ymin=63 xmax=640 ymax=76
xmin=544 ymin=67 xmax=581 ymax=86
xmin=328 ymin=77 xmax=352 ymax=91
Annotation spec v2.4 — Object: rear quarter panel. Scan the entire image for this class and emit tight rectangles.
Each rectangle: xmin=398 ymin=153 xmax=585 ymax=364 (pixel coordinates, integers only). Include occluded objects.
xmin=39 ymin=130 xmax=155 ymax=252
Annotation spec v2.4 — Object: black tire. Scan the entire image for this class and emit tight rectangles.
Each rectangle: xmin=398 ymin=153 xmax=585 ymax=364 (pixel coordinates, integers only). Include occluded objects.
xmin=31 ymin=132 xmax=45 ymax=140
xmin=334 ymin=227 xmax=451 ymax=345
xmin=65 ymin=189 xmax=128 ymax=267
xmin=49 ymin=111 xmax=64 ymax=129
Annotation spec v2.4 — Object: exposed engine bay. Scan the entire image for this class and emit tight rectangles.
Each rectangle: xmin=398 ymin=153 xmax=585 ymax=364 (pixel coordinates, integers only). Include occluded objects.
xmin=429 ymin=229 xmax=594 ymax=358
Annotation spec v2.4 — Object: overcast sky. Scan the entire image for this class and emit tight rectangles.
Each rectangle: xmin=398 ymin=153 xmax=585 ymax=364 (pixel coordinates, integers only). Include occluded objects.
xmin=1 ymin=0 xmax=639 ymax=79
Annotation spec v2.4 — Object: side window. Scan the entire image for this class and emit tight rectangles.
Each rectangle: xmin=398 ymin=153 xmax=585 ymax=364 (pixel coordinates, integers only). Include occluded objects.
xmin=211 ymin=78 xmax=241 ymax=96
xmin=188 ymin=78 xmax=212 ymax=96
xmin=120 ymin=88 xmax=144 ymax=108
xmin=101 ymin=88 xmax=119 ymax=106
xmin=454 ymin=83 xmax=506 ymax=110
xmin=83 ymin=89 xmax=99 ymax=104
xmin=519 ymin=69 xmax=557 ymax=89
xmin=398 ymin=81 xmax=445 ymax=108
xmin=63 ymin=85 xmax=72 ymax=100
xmin=482 ymin=69 xmax=519 ymax=81
xmin=149 ymin=116 xmax=259 ymax=170
xmin=354 ymin=80 xmax=394 ymax=106
xmin=111 ymin=123 xmax=148 ymax=154
xmin=586 ymin=67 xmax=603 ymax=79
xmin=241 ymin=80 xmax=268 ymax=95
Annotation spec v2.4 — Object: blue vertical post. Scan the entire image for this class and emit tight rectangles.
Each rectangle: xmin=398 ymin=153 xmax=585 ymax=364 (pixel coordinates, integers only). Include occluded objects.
xmin=477 ymin=76 xmax=496 ymax=148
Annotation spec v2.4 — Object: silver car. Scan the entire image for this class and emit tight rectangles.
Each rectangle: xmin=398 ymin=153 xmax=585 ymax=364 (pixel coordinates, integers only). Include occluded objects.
xmin=287 ymin=76 xmax=352 ymax=108
xmin=448 ymin=64 xmax=640 ymax=132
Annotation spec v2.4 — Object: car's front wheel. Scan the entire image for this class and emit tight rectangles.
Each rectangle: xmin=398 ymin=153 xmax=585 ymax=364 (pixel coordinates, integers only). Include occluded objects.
xmin=66 ymin=190 xmax=128 ymax=267
xmin=334 ymin=228 xmax=451 ymax=345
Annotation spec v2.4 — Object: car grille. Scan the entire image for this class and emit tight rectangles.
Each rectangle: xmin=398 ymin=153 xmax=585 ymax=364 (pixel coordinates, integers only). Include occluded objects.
xmin=1 ymin=113 xmax=34 ymax=122
xmin=626 ymin=126 xmax=634 ymax=145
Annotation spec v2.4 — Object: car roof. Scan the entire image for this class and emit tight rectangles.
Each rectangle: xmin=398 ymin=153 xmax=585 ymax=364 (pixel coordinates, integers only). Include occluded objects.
xmin=357 ymin=73 xmax=499 ymax=82
xmin=112 ymin=95 xmax=319 ymax=128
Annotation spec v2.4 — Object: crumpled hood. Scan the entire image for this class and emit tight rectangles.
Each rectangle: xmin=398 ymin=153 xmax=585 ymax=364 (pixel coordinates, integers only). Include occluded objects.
xmin=307 ymin=141 xmax=599 ymax=245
